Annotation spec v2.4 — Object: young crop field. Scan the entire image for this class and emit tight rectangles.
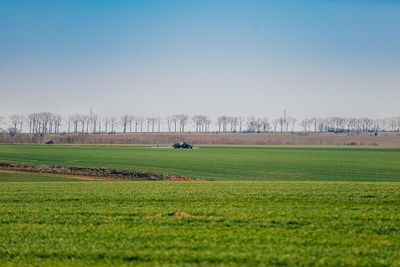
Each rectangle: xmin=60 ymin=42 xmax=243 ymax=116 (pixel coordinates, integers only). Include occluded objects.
xmin=1 ymin=175 xmax=400 ymax=266
xmin=0 ymin=144 xmax=400 ymax=181
xmin=0 ymin=145 xmax=400 ymax=266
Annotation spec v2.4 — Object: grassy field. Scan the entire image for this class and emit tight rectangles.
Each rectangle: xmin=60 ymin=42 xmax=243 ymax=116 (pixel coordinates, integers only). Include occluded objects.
xmin=0 ymin=171 xmax=86 ymax=182
xmin=0 ymin=144 xmax=400 ymax=181
xmin=1 ymin=145 xmax=400 ymax=266
xmin=1 ymin=173 xmax=400 ymax=266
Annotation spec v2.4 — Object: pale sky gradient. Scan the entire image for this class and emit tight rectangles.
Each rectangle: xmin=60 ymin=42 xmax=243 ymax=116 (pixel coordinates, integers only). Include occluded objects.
xmin=0 ymin=0 xmax=399 ymax=120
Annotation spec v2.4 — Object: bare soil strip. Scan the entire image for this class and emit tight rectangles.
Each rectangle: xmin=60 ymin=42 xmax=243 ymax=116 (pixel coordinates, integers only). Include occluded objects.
xmin=0 ymin=161 xmax=204 ymax=181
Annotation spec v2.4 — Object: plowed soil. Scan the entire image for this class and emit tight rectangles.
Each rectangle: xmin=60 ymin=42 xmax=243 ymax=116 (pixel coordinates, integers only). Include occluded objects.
xmin=0 ymin=161 xmax=203 ymax=181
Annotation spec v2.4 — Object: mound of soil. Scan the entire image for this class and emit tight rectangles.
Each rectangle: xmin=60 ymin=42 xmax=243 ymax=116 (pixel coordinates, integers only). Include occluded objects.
xmin=0 ymin=161 xmax=204 ymax=181
xmin=169 ymin=212 xmax=191 ymax=217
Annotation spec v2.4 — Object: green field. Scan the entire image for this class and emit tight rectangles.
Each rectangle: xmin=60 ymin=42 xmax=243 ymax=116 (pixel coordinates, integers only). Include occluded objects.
xmin=1 ymin=145 xmax=400 ymax=266
xmin=0 ymin=144 xmax=400 ymax=181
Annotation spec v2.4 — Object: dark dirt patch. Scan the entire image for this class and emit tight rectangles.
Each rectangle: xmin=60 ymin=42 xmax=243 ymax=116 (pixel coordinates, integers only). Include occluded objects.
xmin=169 ymin=212 xmax=191 ymax=217
xmin=0 ymin=161 xmax=205 ymax=181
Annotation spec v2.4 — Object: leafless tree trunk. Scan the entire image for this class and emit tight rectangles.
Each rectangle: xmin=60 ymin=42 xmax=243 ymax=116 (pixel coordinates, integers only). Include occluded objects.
xmin=272 ymin=119 xmax=279 ymax=132
xmin=121 ymin=114 xmax=129 ymax=133
xmin=166 ymin=116 xmax=172 ymax=132
xmin=172 ymin=115 xmax=178 ymax=132
xmin=157 ymin=117 xmax=161 ymax=132
xmin=104 ymin=117 xmax=109 ymax=133
xmin=238 ymin=117 xmax=245 ymax=132
xmin=110 ymin=117 xmax=116 ymax=133
xmin=92 ymin=115 xmax=98 ymax=133
xmin=287 ymin=117 xmax=296 ymax=133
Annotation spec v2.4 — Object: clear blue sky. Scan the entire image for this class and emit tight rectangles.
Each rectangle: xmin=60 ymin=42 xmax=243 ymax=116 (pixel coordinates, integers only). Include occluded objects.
xmin=0 ymin=0 xmax=399 ymax=119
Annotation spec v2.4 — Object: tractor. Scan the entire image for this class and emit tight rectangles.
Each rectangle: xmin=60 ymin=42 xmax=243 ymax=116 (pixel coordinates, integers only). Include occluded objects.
xmin=181 ymin=142 xmax=193 ymax=149
xmin=173 ymin=141 xmax=193 ymax=149
xmin=173 ymin=142 xmax=181 ymax=149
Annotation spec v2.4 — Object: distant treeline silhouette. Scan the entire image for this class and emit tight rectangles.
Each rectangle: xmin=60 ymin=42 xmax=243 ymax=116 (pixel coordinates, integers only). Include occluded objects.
xmin=1 ymin=111 xmax=400 ymax=136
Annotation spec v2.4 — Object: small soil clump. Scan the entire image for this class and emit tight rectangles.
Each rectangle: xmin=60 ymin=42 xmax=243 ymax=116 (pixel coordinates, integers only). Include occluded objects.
xmin=169 ymin=212 xmax=191 ymax=217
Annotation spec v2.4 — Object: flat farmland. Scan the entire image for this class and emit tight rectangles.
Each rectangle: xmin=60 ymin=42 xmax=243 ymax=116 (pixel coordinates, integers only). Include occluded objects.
xmin=1 ymin=145 xmax=400 ymax=266
xmin=0 ymin=145 xmax=399 ymax=181
xmin=1 ymin=176 xmax=400 ymax=266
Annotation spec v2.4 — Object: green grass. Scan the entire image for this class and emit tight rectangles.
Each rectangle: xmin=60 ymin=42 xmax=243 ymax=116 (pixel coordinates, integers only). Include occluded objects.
xmin=0 ymin=171 xmax=85 ymax=182
xmin=1 ymin=176 xmax=400 ymax=266
xmin=0 ymin=144 xmax=399 ymax=181
xmin=1 ymin=145 xmax=399 ymax=266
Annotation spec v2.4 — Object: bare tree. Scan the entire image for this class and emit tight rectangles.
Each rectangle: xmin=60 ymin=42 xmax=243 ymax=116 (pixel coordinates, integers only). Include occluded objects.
xmin=260 ymin=117 xmax=269 ymax=132
xmin=146 ymin=117 xmax=151 ymax=132
xmin=128 ymin=115 xmax=135 ymax=133
xmin=137 ymin=117 xmax=144 ymax=132
xmin=98 ymin=117 xmax=102 ymax=133
xmin=103 ymin=117 xmax=109 ymax=133
xmin=9 ymin=115 xmax=20 ymax=131
xmin=193 ymin=115 xmax=201 ymax=132
xmin=246 ymin=117 xmax=257 ymax=132
xmin=133 ymin=116 xmax=141 ymax=133
xmin=217 ymin=116 xmax=228 ymax=132
xmin=110 ymin=117 xmax=116 ymax=133
xmin=132 ymin=116 xmax=138 ymax=133
xmin=205 ymin=118 xmax=211 ymax=132
xmin=192 ymin=115 xmax=208 ymax=132
xmin=217 ymin=116 xmax=223 ymax=132
xmin=79 ymin=115 xmax=86 ymax=133
xmin=202 ymin=116 xmax=210 ymax=132
xmin=53 ymin=114 xmax=62 ymax=134
xmin=287 ymin=117 xmax=297 ymax=133
xmin=272 ymin=119 xmax=279 ymax=132
xmin=300 ymin=119 xmax=312 ymax=132
xmin=238 ymin=117 xmax=245 ymax=133
xmin=256 ymin=118 xmax=262 ymax=132
xmin=69 ymin=114 xmax=80 ymax=134
xmin=92 ymin=114 xmax=98 ymax=133
xmin=156 ymin=117 xmax=162 ymax=132
xmin=277 ymin=110 xmax=289 ymax=132
xmin=310 ymin=117 xmax=320 ymax=132
xmin=166 ymin=116 xmax=173 ymax=132
xmin=34 ymin=112 xmax=53 ymax=135
xmin=149 ymin=117 xmax=157 ymax=132
xmin=121 ymin=114 xmax=129 ymax=133
xmin=229 ymin=117 xmax=238 ymax=132
xmin=278 ymin=117 xmax=285 ymax=132
xmin=172 ymin=115 xmax=179 ymax=132
xmin=18 ymin=115 xmax=25 ymax=132
xmin=177 ymin=114 xmax=189 ymax=132
xmin=27 ymin=114 xmax=35 ymax=133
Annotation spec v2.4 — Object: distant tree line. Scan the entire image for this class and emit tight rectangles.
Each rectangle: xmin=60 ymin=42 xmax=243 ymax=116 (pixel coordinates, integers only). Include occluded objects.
xmin=1 ymin=111 xmax=400 ymax=136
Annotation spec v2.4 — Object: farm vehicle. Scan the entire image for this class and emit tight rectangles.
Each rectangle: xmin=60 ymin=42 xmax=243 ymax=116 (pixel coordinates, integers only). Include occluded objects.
xmin=173 ymin=141 xmax=193 ymax=149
